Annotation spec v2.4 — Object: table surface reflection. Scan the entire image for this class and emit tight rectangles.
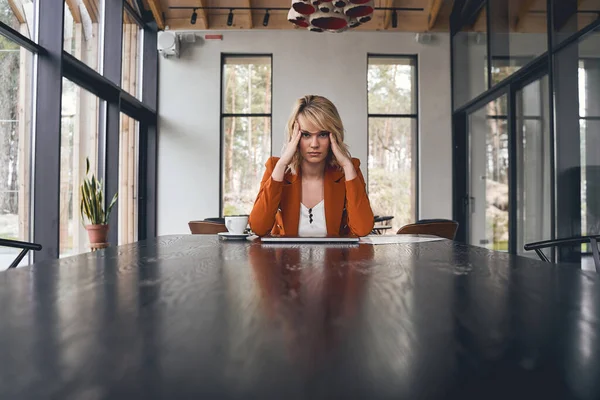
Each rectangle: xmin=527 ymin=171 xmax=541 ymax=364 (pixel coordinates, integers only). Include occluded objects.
xmin=0 ymin=235 xmax=599 ymax=399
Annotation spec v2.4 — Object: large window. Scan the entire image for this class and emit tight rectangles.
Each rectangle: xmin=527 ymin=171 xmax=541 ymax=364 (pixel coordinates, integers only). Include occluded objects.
xmin=60 ymin=78 xmax=101 ymax=258
xmin=118 ymin=113 xmax=139 ymax=245
xmin=578 ymin=55 xmax=600 ymax=250
xmin=367 ymin=55 xmax=418 ymax=232
xmin=122 ymin=9 xmax=142 ymax=99
xmin=0 ymin=0 xmax=35 ymax=39
xmin=0 ymin=35 xmax=34 ymax=267
xmin=221 ymin=55 xmax=272 ymax=216
xmin=63 ymin=0 xmax=103 ymax=72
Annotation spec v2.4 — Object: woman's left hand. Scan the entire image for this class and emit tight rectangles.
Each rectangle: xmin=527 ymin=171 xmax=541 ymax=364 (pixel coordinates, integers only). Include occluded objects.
xmin=329 ymin=133 xmax=352 ymax=168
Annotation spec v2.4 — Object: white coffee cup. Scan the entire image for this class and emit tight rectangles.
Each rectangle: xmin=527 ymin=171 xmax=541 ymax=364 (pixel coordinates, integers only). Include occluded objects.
xmin=225 ymin=215 xmax=249 ymax=235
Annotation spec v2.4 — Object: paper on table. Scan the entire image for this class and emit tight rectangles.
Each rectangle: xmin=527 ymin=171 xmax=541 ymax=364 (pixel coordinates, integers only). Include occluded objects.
xmin=359 ymin=235 xmax=444 ymax=245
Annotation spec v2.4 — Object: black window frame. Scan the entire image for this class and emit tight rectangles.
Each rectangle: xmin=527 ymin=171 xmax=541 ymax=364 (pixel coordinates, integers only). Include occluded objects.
xmin=366 ymin=53 xmax=420 ymax=224
xmin=219 ymin=53 xmax=273 ymax=217
xmin=0 ymin=0 xmax=159 ymax=263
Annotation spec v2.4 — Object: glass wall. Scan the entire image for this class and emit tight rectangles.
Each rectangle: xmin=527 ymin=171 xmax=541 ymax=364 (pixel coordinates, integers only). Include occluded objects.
xmin=122 ymin=10 xmax=143 ymax=99
xmin=452 ymin=0 xmax=600 ymax=263
xmin=63 ymin=0 xmax=103 ymax=72
xmin=516 ymin=75 xmax=552 ymax=258
xmin=118 ymin=113 xmax=139 ymax=245
xmin=367 ymin=56 xmax=418 ymax=232
xmin=468 ymin=95 xmax=509 ymax=251
xmin=488 ymin=0 xmax=547 ymax=78
xmin=221 ymin=55 xmax=272 ymax=216
xmin=59 ymin=78 xmax=101 ymax=258
xmin=552 ymin=0 xmax=600 ymax=46
xmin=0 ymin=35 xmax=34 ymax=267
xmin=453 ymin=25 xmax=488 ymax=109
xmin=0 ymin=0 xmax=35 ymax=39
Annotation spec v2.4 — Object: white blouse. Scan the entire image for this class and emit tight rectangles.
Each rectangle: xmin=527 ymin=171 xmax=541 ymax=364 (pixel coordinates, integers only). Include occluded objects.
xmin=298 ymin=200 xmax=327 ymax=237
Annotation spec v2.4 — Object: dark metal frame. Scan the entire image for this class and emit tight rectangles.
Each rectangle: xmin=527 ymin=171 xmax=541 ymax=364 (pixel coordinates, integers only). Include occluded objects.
xmin=0 ymin=238 xmax=42 ymax=269
xmin=366 ymin=54 xmax=420 ymax=221
xmin=524 ymin=235 xmax=600 ymax=273
xmin=32 ymin=0 xmax=64 ymax=262
xmin=0 ymin=0 xmax=159 ymax=263
xmin=219 ymin=53 xmax=273 ymax=217
xmin=451 ymin=0 xmax=600 ymax=262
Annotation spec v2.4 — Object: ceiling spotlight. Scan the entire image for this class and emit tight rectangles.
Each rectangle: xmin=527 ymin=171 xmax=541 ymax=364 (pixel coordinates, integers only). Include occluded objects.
xmin=391 ymin=9 xmax=398 ymax=28
xmin=190 ymin=9 xmax=197 ymax=25
xmin=227 ymin=9 xmax=234 ymax=26
xmin=263 ymin=9 xmax=270 ymax=26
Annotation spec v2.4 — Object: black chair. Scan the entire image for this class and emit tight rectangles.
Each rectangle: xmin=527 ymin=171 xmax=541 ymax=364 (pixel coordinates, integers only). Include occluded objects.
xmin=0 ymin=238 xmax=42 ymax=269
xmin=524 ymin=235 xmax=600 ymax=273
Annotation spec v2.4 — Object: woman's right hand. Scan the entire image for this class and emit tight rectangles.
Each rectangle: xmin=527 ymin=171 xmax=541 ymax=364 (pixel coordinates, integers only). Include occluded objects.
xmin=279 ymin=121 xmax=301 ymax=166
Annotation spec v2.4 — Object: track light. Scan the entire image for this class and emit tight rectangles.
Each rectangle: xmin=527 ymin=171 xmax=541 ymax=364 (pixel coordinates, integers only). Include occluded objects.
xmin=391 ymin=9 xmax=397 ymax=28
xmin=263 ymin=9 xmax=270 ymax=26
xmin=190 ymin=9 xmax=197 ymax=25
xmin=227 ymin=9 xmax=234 ymax=26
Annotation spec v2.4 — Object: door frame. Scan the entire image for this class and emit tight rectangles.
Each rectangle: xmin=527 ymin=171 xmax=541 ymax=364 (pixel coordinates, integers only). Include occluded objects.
xmin=452 ymin=61 xmax=550 ymax=254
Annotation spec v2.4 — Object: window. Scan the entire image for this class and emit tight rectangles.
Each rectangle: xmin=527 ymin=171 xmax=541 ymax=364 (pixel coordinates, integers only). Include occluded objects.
xmin=0 ymin=36 xmax=34 ymax=267
xmin=122 ymin=8 xmax=143 ymax=99
xmin=579 ymin=57 xmax=600 ymax=251
xmin=118 ymin=113 xmax=139 ymax=245
xmin=367 ymin=56 xmax=418 ymax=232
xmin=0 ymin=0 xmax=35 ymax=39
xmin=221 ymin=55 xmax=272 ymax=216
xmin=60 ymin=78 xmax=101 ymax=257
xmin=63 ymin=0 xmax=103 ymax=72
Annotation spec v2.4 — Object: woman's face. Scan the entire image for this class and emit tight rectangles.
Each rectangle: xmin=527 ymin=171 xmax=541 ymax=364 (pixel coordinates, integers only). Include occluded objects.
xmin=297 ymin=114 xmax=330 ymax=165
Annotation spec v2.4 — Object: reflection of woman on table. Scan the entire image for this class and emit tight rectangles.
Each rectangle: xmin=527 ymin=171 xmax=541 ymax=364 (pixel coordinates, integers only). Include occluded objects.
xmin=249 ymin=95 xmax=374 ymax=237
xmin=249 ymin=244 xmax=374 ymax=370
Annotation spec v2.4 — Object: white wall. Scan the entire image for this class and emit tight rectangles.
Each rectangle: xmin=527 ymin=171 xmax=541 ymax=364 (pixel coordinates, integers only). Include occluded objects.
xmin=157 ymin=30 xmax=452 ymax=235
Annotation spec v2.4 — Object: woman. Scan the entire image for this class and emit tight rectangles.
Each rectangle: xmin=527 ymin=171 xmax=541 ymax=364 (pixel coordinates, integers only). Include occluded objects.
xmin=249 ymin=95 xmax=374 ymax=237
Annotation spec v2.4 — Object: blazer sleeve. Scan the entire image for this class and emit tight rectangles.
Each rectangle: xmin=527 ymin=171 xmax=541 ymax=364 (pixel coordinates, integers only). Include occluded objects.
xmin=249 ymin=157 xmax=283 ymax=236
xmin=344 ymin=158 xmax=374 ymax=237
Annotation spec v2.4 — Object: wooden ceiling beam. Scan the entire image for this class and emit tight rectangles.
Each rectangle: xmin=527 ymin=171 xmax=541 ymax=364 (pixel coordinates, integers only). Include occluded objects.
xmin=514 ymin=0 xmax=535 ymax=30
xmin=427 ymin=0 xmax=443 ymax=31
xmin=383 ymin=0 xmax=393 ymax=30
xmin=80 ymin=0 xmax=99 ymax=22
xmin=197 ymin=0 xmax=208 ymax=29
xmin=65 ymin=0 xmax=82 ymax=23
xmin=148 ymin=0 xmax=166 ymax=29
xmin=246 ymin=0 xmax=253 ymax=29
xmin=7 ymin=0 xmax=26 ymax=23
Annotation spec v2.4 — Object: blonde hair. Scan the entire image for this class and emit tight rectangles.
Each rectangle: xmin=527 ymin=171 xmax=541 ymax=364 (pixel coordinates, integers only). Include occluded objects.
xmin=284 ymin=95 xmax=351 ymax=175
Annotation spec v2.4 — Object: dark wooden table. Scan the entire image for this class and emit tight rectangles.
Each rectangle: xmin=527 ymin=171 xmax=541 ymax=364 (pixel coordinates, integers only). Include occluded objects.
xmin=1 ymin=235 xmax=599 ymax=399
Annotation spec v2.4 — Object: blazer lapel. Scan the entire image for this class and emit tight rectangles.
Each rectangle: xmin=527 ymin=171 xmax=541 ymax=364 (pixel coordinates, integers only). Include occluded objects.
xmin=281 ymin=170 xmax=301 ymax=236
xmin=324 ymin=166 xmax=345 ymax=235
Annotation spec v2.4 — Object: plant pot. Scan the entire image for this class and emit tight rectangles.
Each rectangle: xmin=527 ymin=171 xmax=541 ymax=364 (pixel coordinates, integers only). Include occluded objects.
xmin=86 ymin=224 xmax=109 ymax=245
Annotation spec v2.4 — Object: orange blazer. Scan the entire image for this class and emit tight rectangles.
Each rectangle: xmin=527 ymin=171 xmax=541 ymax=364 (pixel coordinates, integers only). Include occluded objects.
xmin=249 ymin=157 xmax=374 ymax=237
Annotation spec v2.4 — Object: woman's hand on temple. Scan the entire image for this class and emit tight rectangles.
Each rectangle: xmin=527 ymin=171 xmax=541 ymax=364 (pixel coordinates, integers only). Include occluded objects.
xmin=279 ymin=122 xmax=301 ymax=166
xmin=272 ymin=122 xmax=301 ymax=182
xmin=329 ymin=133 xmax=352 ymax=168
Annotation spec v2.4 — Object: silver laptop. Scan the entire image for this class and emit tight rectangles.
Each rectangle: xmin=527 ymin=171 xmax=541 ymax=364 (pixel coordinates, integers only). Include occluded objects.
xmin=260 ymin=236 xmax=359 ymax=243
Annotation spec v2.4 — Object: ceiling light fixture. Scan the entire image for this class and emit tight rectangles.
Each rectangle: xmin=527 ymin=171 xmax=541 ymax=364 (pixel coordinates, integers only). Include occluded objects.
xmin=190 ymin=8 xmax=198 ymax=24
xmin=263 ymin=9 xmax=270 ymax=26
xmin=227 ymin=9 xmax=234 ymax=26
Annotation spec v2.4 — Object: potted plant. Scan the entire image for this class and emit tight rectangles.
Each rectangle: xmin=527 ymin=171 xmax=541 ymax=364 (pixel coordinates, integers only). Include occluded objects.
xmin=80 ymin=157 xmax=118 ymax=247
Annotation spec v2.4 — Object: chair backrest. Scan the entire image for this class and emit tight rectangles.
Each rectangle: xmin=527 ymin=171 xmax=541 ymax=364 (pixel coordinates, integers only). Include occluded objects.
xmin=0 ymin=238 xmax=42 ymax=269
xmin=203 ymin=217 xmax=226 ymax=224
xmin=188 ymin=221 xmax=228 ymax=234
xmin=524 ymin=235 xmax=600 ymax=273
xmin=397 ymin=219 xmax=459 ymax=240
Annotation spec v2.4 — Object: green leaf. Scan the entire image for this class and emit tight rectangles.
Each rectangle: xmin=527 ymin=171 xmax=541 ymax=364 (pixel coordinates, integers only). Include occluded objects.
xmin=105 ymin=192 xmax=118 ymax=224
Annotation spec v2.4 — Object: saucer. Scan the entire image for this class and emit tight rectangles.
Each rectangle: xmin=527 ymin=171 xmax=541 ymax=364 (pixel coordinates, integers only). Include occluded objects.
xmin=217 ymin=232 xmax=249 ymax=240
